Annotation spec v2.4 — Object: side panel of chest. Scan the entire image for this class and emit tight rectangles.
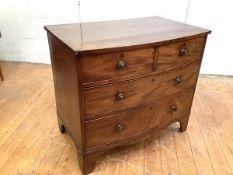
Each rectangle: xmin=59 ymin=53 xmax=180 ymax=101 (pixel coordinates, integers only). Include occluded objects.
xmin=47 ymin=33 xmax=83 ymax=150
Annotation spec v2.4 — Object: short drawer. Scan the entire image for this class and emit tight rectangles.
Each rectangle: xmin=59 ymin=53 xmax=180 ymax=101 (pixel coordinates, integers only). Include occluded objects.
xmin=80 ymin=48 xmax=154 ymax=83
xmin=155 ymin=37 xmax=205 ymax=72
xmin=84 ymin=62 xmax=200 ymax=117
xmin=85 ymin=88 xmax=194 ymax=148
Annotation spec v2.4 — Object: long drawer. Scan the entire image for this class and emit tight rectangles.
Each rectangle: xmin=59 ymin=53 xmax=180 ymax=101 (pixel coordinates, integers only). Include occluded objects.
xmin=85 ymin=88 xmax=194 ymax=148
xmin=84 ymin=62 xmax=200 ymax=117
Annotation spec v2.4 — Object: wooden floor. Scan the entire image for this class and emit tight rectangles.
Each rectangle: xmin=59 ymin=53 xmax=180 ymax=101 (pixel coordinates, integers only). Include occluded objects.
xmin=0 ymin=61 xmax=233 ymax=175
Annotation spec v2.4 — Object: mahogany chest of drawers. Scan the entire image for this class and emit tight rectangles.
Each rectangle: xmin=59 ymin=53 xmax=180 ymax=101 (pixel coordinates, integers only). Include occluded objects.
xmin=45 ymin=16 xmax=211 ymax=174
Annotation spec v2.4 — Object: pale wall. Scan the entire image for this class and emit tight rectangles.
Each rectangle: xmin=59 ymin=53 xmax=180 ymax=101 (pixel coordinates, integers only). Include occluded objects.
xmin=0 ymin=0 xmax=232 ymax=75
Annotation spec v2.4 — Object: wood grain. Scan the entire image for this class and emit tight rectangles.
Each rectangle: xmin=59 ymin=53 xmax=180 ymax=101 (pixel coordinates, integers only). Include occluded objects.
xmin=47 ymin=33 xmax=83 ymax=151
xmin=156 ymin=36 xmax=205 ymax=72
xmin=80 ymin=48 xmax=154 ymax=83
xmin=84 ymin=88 xmax=194 ymax=148
xmin=0 ymin=62 xmax=233 ymax=175
xmin=84 ymin=62 xmax=200 ymax=117
xmin=44 ymin=16 xmax=211 ymax=55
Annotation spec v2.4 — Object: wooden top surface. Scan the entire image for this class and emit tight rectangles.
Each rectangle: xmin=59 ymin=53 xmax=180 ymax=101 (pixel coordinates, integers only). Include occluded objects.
xmin=44 ymin=16 xmax=211 ymax=55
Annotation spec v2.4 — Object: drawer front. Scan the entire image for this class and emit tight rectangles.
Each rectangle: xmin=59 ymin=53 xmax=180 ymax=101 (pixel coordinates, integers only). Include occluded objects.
xmin=85 ymin=88 xmax=194 ymax=148
xmin=155 ymin=37 xmax=205 ymax=72
xmin=80 ymin=48 xmax=154 ymax=83
xmin=84 ymin=62 xmax=200 ymax=116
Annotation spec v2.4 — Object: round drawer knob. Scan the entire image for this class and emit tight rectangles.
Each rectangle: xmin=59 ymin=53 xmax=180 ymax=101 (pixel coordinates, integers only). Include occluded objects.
xmin=116 ymin=92 xmax=125 ymax=101
xmin=180 ymin=48 xmax=189 ymax=56
xmin=171 ymin=105 xmax=178 ymax=112
xmin=117 ymin=60 xmax=126 ymax=70
xmin=115 ymin=124 xmax=124 ymax=132
xmin=175 ymin=77 xmax=183 ymax=84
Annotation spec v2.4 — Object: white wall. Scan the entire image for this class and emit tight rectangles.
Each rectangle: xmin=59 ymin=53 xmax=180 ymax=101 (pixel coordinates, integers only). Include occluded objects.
xmin=187 ymin=0 xmax=233 ymax=75
xmin=0 ymin=0 xmax=80 ymax=64
xmin=0 ymin=0 xmax=232 ymax=75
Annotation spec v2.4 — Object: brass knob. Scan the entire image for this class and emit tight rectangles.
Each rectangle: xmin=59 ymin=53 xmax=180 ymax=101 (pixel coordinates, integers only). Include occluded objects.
xmin=175 ymin=77 xmax=183 ymax=84
xmin=117 ymin=60 xmax=126 ymax=70
xmin=171 ymin=105 xmax=178 ymax=111
xmin=116 ymin=92 xmax=125 ymax=101
xmin=180 ymin=48 xmax=189 ymax=56
xmin=115 ymin=124 xmax=124 ymax=132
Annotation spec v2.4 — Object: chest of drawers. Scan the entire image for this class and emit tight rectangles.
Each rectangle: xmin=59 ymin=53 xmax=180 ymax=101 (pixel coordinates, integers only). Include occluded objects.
xmin=45 ymin=16 xmax=211 ymax=174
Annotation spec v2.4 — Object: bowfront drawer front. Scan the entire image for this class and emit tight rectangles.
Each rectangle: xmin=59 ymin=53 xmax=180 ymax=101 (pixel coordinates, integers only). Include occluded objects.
xmin=155 ymin=37 xmax=205 ymax=72
xmin=85 ymin=88 xmax=194 ymax=148
xmin=84 ymin=62 xmax=200 ymax=117
xmin=80 ymin=48 xmax=154 ymax=83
